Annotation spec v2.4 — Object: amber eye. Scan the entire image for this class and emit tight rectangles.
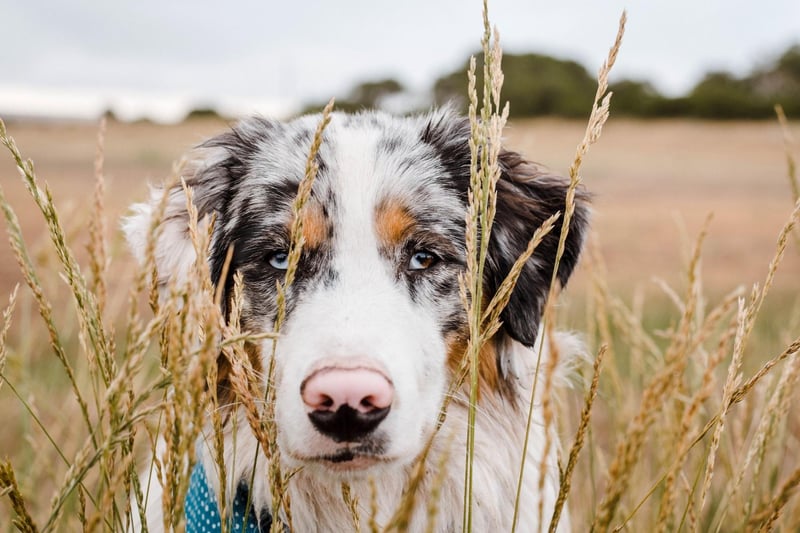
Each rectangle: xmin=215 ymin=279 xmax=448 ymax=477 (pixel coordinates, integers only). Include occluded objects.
xmin=408 ymin=251 xmax=437 ymax=271
xmin=267 ymin=251 xmax=289 ymax=270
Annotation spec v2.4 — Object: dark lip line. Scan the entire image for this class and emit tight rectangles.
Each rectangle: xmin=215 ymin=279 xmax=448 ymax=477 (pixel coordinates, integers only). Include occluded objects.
xmin=288 ymin=450 xmax=397 ymax=465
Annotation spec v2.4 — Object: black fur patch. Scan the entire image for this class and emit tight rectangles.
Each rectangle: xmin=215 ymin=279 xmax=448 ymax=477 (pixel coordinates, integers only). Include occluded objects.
xmin=421 ymin=111 xmax=589 ymax=348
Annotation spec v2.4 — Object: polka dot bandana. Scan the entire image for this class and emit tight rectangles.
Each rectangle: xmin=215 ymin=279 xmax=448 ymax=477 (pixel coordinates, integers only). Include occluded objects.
xmin=185 ymin=462 xmax=260 ymax=533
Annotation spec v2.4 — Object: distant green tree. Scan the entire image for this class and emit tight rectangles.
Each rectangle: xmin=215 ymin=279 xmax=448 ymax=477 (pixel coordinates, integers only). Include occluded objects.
xmin=682 ymin=43 xmax=800 ymax=118
xmin=434 ymin=53 xmax=596 ymax=117
xmin=749 ymin=44 xmax=800 ymax=115
xmin=299 ymin=43 xmax=800 ymax=120
xmin=347 ymin=79 xmax=404 ymax=108
xmin=185 ymin=107 xmax=224 ymax=120
xmin=776 ymin=45 xmax=800 ymax=79
xmin=608 ymin=79 xmax=669 ymax=117
xmin=300 ymin=78 xmax=405 ymax=115
xmin=687 ymin=72 xmax=770 ymax=119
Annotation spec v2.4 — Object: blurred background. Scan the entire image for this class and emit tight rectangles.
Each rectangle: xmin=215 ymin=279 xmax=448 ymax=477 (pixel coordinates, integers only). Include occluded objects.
xmin=1 ymin=0 xmax=799 ymax=302
xmin=3 ymin=3 xmax=800 ymax=527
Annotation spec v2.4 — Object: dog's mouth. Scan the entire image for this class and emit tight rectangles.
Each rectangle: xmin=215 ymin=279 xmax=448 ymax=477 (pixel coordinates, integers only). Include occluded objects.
xmin=319 ymin=450 xmax=387 ymax=470
xmin=290 ymin=443 xmax=394 ymax=471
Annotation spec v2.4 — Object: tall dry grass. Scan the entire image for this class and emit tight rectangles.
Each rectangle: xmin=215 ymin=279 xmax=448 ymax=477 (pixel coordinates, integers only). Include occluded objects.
xmin=1 ymin=2 xmax=800 ymax=532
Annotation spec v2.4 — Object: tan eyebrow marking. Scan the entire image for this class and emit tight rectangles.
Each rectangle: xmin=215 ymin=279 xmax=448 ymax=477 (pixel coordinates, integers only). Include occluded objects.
xmin=374 ymin=198 xmax=416 ymax=248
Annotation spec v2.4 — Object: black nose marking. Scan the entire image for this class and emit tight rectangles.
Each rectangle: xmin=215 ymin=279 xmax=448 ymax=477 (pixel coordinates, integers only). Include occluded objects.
xmin=308 ymin=404 xmax=390 ymax=442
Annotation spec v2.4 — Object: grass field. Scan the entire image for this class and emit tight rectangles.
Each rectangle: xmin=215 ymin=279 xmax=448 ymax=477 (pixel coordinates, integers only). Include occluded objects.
xmin=1 ymin=113 xmax=799 ymax=531
xmin=1 ymin=117 xmax=797 ymax=298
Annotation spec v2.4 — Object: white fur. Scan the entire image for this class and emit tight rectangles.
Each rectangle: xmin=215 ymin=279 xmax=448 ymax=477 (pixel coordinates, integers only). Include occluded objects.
xmin=192 ymin=334 xmax=573 ymax=532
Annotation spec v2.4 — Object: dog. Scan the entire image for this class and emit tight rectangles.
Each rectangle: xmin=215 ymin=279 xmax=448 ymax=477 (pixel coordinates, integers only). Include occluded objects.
xmin=124 ymin=107 xmax=589 ymax=532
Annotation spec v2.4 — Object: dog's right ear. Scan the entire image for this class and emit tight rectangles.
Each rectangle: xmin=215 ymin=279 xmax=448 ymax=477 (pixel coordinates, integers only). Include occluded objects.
xmin=122 ymin=117 xmax=278 ymax=291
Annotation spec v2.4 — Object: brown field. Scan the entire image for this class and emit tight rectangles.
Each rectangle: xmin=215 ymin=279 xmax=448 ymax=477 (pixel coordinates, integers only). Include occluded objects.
xmin=2 ymin=116 xmax=799 ymax=530
xmin=1 ymin=116 xmax=798 ymax=299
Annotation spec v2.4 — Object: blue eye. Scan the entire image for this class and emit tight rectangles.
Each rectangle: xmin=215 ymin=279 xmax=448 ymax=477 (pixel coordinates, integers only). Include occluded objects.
xmin=408 ymin=251 xmax=437 ymax=271
xmin=267 ymin=251 xmax=290 ymax=270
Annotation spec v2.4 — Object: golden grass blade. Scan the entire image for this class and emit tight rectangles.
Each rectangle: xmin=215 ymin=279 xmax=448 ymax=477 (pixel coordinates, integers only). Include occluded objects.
xmin=481 ymin=213 xmax=559 ymax=328
xmin=0 ymin=175 xmax=96 ymax=445
xmin=741 ymin=350 xmax=800 ymax=521
xmin=341 ymin=482 xmax=362 ymax=533
xmin=88 ymin=117 xmax=108 ymax=314
xmin=384 ymin=436 xmax=438 ymax=532
xmin=0 ymin=284 xmax=18 ymax=393
xmin=697 ymin=298 xmax=746 ymax=520
xmin=0 ymin=119 xmax=115 ymax=391
xmin=0 ymin=460 xmax=39 ymax=533
xmin=424 ymin=430 xmax=456 ymax=533
xmin=592 ymin=213 xmax=708 ymax=532
xmin=514 ymin=12 xmax=626 ymax=532
xmin=750 ymin=465 xmax=800 ymax=531
xmin=461 ymin=2 xmax=511 ymax=529
xmin=775 ymin=105 xmax=799 ymax=205
xmin=549 ymin=344 xmax=607 ymax=531
xmin=242 ymin=97 xmax=334 ymax=532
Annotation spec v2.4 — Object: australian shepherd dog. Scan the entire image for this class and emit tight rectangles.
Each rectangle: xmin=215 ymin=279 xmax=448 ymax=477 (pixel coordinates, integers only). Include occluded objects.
xmin=125 ymin=107 xmax=588 ymax=532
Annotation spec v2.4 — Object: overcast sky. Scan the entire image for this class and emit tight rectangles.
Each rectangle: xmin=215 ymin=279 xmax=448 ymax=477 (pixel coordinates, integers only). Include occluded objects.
xmin=2 ymin=0 xmax=799 ymax=122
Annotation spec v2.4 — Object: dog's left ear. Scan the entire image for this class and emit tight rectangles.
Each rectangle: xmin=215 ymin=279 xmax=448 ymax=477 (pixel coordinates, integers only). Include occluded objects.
xmin=486 ymin=150 xmax=590 ymax=347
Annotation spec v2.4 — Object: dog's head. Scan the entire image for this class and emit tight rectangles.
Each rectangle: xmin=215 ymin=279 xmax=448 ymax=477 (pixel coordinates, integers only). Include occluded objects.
xmin=124 ymin=109 xmax=588 ymax=475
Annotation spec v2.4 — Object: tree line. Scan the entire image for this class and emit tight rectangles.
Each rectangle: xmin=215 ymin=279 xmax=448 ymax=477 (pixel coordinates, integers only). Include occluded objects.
xmin=302 ymin=44 xmax=800 ymax=119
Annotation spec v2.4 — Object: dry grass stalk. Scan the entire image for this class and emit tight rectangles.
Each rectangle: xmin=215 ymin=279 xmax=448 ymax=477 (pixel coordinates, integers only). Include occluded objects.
xmin=742 ymin=199 xmax=800 ymax=353
xmin=0 ymin=121 xmax=95 ymax=439
xmin=368 ymin=478 xmax=380 ymax=533
xmin=140 ymin=181 xmax=225 ymax=531
xmin=14 ymin=142 xmax=115 ymax=387
xmin=584 ymin=237 xmax=621 ymax=396
xmin=88 ymin=117 xmax=108 ymax=313
xmin=608 ymin=294 xmax=661 ymax=361
xmin=209 ymin=250 xmax=237 ymax=531
xmin=775 ymin=105 xmax=799 ymax=230
xmin=482 ymin=213 xmax=559 ymax=330
xmin=0 ymin=123 xmax=124 ymax=525
xmin=1 ymin=119 xmax=155 ymax=529
xmin=740 ymin=350 xmax=800 ymax=520
xmin=259 ymin=97 xmax=334 ymax=532
xmin=0 ymin=459 xmax=39 ymax=533
xmin=729 ymin=335 xmax=800 ymax=406
xmin=681 ymin=474 xmax=698 ymax=531
xmin=0 ymin=285 xmax=18 ymax=393
xmin=341 ymin=483 xmax=362 ymax=532
xmin=549 ymin=344 xmax=607 ymax=531
xmin=592 ymin=220 xmax=708 ymax=532
xmin=535 ymin=317 xmax=560 ymax=533
xmin=696 ymin=298 xmax=747 ymax=519
xmin=424 ymin=431 xmax=456 ymax=533
xmin=750 ymin=465 xmax=800 ymax=531
xmin=384 ymin=436 xmax=439 ymax=532
xmin=85 ymin=451 xmax=135 ymax=531
xmin=518 ymin=11 xmax=626 ymax=531
xmin=653 ymin=239 xmax=741 ymax=530
xmin=655 ymin=321 xmax=729 ymax=530
xmin=461 ymin=3 xmax=509 ymax=530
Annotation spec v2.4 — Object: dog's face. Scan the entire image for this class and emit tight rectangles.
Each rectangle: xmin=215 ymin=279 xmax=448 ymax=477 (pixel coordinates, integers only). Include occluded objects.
xmin=125 ymin=109 xmax=588 ymax=476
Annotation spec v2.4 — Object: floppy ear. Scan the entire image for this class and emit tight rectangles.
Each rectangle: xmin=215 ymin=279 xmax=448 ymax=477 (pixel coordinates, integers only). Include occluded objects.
xmin=485 ymin=150 xmax=590 ymax=347
xmin=420 ymin=109 xmax=589 ymax=347
xmin=122 ymin=117 xmax=278 ymax=292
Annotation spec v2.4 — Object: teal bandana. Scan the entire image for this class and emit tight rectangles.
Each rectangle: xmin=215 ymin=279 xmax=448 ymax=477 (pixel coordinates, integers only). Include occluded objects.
xmin=185 ymin=462 xmax=262 ymax=533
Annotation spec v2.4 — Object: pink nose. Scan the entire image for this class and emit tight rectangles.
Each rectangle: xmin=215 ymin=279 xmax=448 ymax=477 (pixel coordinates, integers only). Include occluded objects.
xmin=301 ymin=367 xmax=394 ymax=413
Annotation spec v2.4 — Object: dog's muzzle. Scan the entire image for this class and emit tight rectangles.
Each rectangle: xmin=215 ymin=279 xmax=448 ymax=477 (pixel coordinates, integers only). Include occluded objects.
xmin=301 ymin=365 xmax=394 ymax=443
